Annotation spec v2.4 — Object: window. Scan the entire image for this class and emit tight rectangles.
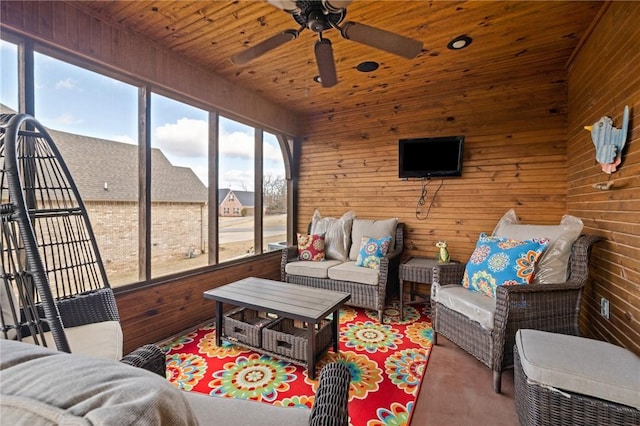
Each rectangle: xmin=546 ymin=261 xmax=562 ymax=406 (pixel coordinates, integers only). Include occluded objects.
xmin=150 ymin=93 xmax=208 ymax=278
xmin=33 ymin=51 xmax=139 ymax=287
xmin=0 ymin=39 xmax=18 ymax=112
xmin=4 ymin=35 xmax=293 ymax=288
xmin=263 ymin=131 xmax=287 ymax=252
xmin=218 ymin=116 xmax=255 ymax=262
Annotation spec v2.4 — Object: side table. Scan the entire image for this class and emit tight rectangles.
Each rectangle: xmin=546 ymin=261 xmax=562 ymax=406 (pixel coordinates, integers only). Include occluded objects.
xmin=399 ymin=257 xmax=457 ymax=320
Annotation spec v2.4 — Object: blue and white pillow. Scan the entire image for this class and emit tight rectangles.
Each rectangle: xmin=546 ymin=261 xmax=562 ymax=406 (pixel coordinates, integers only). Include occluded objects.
xmin=355 ymin=235 xmax=392 ymax=270
xmin=462 ymin=233 xmax=549 ymax=298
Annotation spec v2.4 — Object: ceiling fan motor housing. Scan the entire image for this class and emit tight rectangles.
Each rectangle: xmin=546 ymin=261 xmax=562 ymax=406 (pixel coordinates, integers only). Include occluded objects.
xmin=292 ymin=1 xmax=346 ymax=33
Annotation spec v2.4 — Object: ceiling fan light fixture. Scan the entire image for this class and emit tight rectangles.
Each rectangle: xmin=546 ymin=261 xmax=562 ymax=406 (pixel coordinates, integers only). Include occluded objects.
xmin=268 ymin=0 xmax=299 ymax=13
xmin=356 ymin=61 xmax=379 ymax=72
xmin=447 ymin=34 xmax=472 ymax=50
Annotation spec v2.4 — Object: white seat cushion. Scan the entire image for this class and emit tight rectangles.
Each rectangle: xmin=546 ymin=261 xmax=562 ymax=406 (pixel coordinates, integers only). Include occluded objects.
xmin=327 ymin=261 xmax=379 ymax=285
xmin=185 ymin=389 xmax=310 ymax=426
xmin=437 ymin=285 xmax=496 ymax=329
xmin=516 ymin=329 xmax=640 ymax=410
xmin=22 ymin=320 xmax=123 ymax=361
xmin=285 ymin=260 xmax=342 ymax=279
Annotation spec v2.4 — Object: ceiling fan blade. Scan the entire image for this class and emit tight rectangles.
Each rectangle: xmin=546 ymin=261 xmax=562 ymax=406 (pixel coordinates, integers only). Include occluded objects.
xmin=314 ymin=38 xmax=338 ymax=88
xmin=341 ymin=21 xmax=423 ymax=59
xmin=323 ymin=0 xmax=353 ymax=12
xmin=231 ymin=29 xmax=299 ymax=65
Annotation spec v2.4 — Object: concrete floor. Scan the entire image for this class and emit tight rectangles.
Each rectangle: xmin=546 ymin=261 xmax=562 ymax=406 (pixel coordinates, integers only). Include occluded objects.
xmin=412 ymin=336 xmax=519 ymax=425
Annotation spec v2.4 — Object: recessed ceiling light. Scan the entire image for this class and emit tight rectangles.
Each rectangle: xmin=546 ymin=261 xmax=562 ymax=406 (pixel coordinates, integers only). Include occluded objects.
xmin=356 ymin=61 xmax=379 ymax=72
xmin=313 ymin=75 xmax=322 ymax=83
xmin=447 ymin=35 xmax=472 ymax=50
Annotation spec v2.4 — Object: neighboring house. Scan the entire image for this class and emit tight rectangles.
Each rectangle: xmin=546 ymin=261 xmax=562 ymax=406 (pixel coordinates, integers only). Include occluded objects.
xmin=218 ymin=188 xmax=255 ymax=217
xmin=39 ymin=126 xmax=209 ymax=275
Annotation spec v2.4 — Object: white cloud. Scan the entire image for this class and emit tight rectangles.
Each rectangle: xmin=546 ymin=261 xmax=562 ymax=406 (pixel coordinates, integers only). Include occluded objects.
xmin=219 ymin=130 xmax=254 ymax=159
xmin=55 ymin=78 xmax=76 ymax=90
xmin=222 ymin=169 xmax=254 ymax=192
xmin=154 ymin=117 xmax=207 ymax=158
xmin=53 ymin=112 xmax=82 ymax=126
xmin=150 ymin=117 xmax=285 ymax=191
xmin=263 ymin=140 xmax=284 ymax=163
xmin=191 ymin=164 xmax=208 ymax=186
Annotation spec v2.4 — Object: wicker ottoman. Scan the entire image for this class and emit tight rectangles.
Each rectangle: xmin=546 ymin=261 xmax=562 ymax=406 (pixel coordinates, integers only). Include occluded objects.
xmin=514 ymin=329 xmax=640 ymax=426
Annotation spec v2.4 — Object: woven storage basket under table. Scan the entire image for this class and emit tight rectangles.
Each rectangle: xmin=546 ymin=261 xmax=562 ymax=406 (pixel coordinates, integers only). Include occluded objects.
xmin=263 ymin=317 xmax=333 ymax=362
xmin=222 ymin=307 xmax=275 ymax=347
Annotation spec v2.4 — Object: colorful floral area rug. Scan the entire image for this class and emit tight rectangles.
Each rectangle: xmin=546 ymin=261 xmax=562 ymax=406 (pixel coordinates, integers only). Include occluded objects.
xmin=163 ymin=301 xmax=432 ymax=426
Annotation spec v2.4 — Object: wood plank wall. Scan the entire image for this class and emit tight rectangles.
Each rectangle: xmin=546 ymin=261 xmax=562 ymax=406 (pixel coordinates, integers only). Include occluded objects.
xmin=299 ymin=63 xmax=571 ymax=268
xmin=567 ymin=2 xmax=640 ymax=355
xmin=118 ymin=253 xmax=281 ymax=354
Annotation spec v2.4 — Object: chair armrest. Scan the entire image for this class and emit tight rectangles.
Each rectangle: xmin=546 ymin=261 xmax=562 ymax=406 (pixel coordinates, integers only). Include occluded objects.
xmin=432 ymin=263 xmax=466 ymax=286
xmin=492 ymin=282 xmax=586 ymax=371
xmin=282 ymin=245 xmax=298 ymax=262
xmin=120 ymin=344 xmax=167 ymax=377
xmin=377 ymin=243 xmax=404 ymax=287
xmin=55 ymin=288 xmax=120 ymax=328
xmin=280 ymin=246 xmax=299 ymax=280
xmin=494 ymin=281 xmax=584 ymax=328
xmin=309 ymin=362 xmax=350 ymax=426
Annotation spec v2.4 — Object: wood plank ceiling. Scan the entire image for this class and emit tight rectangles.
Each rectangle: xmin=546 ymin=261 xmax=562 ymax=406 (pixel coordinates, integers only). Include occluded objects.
xmin=69 ymin=1 xmax=602 ymax=117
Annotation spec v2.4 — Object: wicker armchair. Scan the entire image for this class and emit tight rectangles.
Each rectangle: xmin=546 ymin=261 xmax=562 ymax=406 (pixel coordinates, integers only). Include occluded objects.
xmin=0 ymin=113 xmax=165 ymax=376
xmin=430 ymin=234 xmax=602 ymax=393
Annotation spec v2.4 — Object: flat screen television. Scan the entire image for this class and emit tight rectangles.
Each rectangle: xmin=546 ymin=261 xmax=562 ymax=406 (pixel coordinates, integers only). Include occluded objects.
xmin=398 ymin=135 xmax=464 ymax=178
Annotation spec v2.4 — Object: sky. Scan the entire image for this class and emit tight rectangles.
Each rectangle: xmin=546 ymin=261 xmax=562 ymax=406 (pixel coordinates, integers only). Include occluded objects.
xmin=0 ymin=39 xmax=285 ymax=190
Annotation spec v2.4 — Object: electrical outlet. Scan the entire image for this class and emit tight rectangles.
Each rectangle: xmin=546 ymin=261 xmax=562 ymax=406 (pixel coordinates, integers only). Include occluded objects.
xmin=600 ymin=297 xmax=610 ymax=319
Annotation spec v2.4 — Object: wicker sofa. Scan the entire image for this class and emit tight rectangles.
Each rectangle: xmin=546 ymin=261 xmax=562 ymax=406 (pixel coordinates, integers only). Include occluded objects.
xmin=0 ymin=339 xmax=351 ymax=426
xmin=281 ymin=217 xmax=404 ymax=323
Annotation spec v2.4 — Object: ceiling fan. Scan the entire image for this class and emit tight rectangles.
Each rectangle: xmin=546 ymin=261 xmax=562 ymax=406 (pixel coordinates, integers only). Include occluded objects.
xmin=230 ymin=0 xmax=424 ymax=87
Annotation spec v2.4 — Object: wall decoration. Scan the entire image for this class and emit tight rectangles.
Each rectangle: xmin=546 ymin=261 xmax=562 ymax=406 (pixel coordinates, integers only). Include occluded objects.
xmin=585 ymin=105 xmax=630 ymax=175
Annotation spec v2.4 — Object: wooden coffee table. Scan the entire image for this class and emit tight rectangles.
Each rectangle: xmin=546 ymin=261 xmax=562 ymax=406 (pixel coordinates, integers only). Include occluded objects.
xmin=203 ymin=277 xmax=350 ymax=379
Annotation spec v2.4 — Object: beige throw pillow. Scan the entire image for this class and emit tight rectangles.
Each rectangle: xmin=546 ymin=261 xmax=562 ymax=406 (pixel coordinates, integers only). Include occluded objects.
xmin=492 ymin=209 xmax=583 ymax=284
xmin=349 ymin=217 xmax=399 ymax=261
xmin=310 ymin=210 xmax=356 ymax=261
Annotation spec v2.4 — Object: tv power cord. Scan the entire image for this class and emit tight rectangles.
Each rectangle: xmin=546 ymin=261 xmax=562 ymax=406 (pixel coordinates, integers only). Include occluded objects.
xmin=416 ymin=178 xmax=444 ymax=221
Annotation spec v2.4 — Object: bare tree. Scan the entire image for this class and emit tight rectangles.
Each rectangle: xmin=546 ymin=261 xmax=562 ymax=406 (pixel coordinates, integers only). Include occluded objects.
xmin=263 ymin=174 xmax=286 ymax=214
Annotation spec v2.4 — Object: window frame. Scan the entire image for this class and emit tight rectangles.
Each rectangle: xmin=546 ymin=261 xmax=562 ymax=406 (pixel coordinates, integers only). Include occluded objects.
xmin=1 ymin=32 xmax=295 ymax=290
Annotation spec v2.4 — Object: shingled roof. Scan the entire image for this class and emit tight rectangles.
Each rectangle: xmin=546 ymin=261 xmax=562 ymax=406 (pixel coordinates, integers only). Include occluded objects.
xmin=2 ymin=105 xmax=207 ymax=203
xmin=48 ymin=129 xmax=207 ymax=203
xmin=218 ymin=188 xmax=255 ymax=207
xmin=230 ymin=190 xmax=255 ymax=207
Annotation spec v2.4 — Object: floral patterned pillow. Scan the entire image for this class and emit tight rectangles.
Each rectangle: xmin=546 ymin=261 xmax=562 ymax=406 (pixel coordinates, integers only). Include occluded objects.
xmin=297 ymin=233 xmax=325 ymax=261
xmin=355 ymin=235 xmax=392 ymax=270
xmin=462 ymin=233 xmax=549 ymax=298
